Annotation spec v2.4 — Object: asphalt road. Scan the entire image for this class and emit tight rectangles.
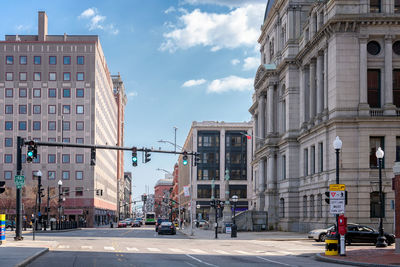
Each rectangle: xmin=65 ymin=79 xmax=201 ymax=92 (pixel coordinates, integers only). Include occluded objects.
xmin=27 ymin=226 xmax=342 ymax=267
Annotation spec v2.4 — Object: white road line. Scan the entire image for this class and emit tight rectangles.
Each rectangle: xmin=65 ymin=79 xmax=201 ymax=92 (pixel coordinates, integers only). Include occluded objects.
xmin=214 ymin=250 xmax=229 ymax=255
xmin=185 ymin=254 xmax=219 ymax=267
xmin=234 ymin=250 xmax=251 ymax=255
xmin=126 ymin=247 xmax=139 ymax=252
xmin=190 ymin=248 xmax=206 ymax=254
xmin=147 ymin=247 xmax=161 ymax=252
xmin=104 ymin=246 xmax=115 ymax=251
xmin=169 ymin=248 xmax=184 ymax=253
xmin=81 ymin=246 xmax=93 ymax=249
xmin=58 ymin=245 xmax=70 ymax=249
xmin=184 ymin=261 xmax=197 ymax=267
xmin=256 ymin=256 xmax=296 ymax=267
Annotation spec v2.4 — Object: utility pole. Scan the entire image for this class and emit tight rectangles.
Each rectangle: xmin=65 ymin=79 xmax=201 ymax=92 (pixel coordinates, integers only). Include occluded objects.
xmin=46 ymin=186 xmax=50 ymax=231
xmin=14 ymin=136 xmax=23 ymax=241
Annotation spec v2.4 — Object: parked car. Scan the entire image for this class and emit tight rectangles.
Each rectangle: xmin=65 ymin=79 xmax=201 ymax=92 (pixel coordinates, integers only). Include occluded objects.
xmin=134 ymin=218 xmax=143 ymax=226
xmin=155 ymin=218 xmax=168 ymax=232
xmin=131 ymin=221 xmax=141 ymax=227
xmin=327 ymin=223 xmax=395 ymax=246
xmin=124 ymin=218 xmax=134 ymax=227
xmin=117 ymin=220 xmax=128 ymax=228
xmin=308 ymin=224 xmax=335 ymax=242
xmin=157 ymin=221 xmax=176 ymax=235
xmin=194 ymin=219 xmax=209 ymax=228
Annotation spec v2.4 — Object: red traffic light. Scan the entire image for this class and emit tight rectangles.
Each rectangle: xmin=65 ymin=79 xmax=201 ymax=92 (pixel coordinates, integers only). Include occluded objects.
xmin=246 ymin=135 xmax=251 ymax=140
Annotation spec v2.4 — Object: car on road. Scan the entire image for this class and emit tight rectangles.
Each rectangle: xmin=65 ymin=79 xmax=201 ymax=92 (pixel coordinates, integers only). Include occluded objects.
xmin=194 ymin=219 xmax=209 ymax=228
xmin=134 ymin=218 xmax=143 ymax=226
xmin=118 ymin=220 xmax=128 ymax=228
xmin=131 ymin=221 xmax=141 ymax=227
xmin=155 ymin=218 xmax=168 ymax=232
xmin=308 ymin=224 xmax=335 ymax=242
xmin=124 ymin=218 xmax=134 ymax=227
xmin=157 ymin=221 xmax=176 ymax=235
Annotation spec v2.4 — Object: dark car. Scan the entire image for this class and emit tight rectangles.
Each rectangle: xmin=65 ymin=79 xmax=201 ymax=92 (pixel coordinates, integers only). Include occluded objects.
xmin=157 ymin=222 xmax=176 ymax=235
xmin=134 ymin=218 xmax=143 ymax=226
xmin=328 ymin=224 xmax=395 ymax=245
xmin=155 ymin=218 xmax=168 ymax=232
xmin=132 ymin=221 xmax=141 ymax=227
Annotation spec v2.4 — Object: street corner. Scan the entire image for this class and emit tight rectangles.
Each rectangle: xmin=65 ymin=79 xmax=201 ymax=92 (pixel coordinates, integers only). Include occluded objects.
xmin=0 ymin=246 xmax=49 ymax=267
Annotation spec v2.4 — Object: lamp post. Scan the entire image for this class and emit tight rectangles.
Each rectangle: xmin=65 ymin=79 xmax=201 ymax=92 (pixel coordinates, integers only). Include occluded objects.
xmin=333 ymin=136 xmax=342 ymax=243
xmin=375 ymin=147 xmax=387 ymax=247
xmin=58 ymin=180 xmax=63 ymax=229
xmin=196 ymin=204 xmax=200 ymax=228
xmin=231 ymin=195 xmax=238 ymax=238
xmin=35 ymin=170 xmax=43 ymax=230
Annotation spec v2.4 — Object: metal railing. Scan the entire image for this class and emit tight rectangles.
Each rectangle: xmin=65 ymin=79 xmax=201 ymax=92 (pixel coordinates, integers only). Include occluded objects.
xmin=370 ymin=109 xmax=384 ymax=117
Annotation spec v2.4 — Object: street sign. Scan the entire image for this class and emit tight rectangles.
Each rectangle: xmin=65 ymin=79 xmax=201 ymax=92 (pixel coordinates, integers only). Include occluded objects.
xmin=330 ymin=191 xmax=345 ymax=200
xmin=330 ymin=184 xmax=345 ymax=191
xmin=14 ymin=175 xmax=25 ymax=189
xmin=330 ymin=199 xmax=345 ymax=214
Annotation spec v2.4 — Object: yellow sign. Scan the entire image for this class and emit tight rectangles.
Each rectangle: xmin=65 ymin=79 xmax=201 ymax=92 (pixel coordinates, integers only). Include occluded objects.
xmin=330 ymin=184 xmax=345 ymax=191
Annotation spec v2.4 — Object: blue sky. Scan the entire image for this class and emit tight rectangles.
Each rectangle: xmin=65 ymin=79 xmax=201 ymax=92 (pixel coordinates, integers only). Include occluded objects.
xmin=0 ymin=0 xmax=266 ymax=203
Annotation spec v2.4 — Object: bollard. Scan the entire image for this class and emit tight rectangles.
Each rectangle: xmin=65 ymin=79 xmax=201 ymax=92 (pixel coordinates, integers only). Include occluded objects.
xmin=325 ymin=236 xmax=339 ymax=256
xmin=0 ymin=214 xmax=5 ymax=245
xmin=231 ymin=224 xmax=237 ymax=238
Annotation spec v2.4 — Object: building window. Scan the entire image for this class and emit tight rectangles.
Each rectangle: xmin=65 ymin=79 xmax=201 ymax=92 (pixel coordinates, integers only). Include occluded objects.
xmin=77 ymin=72 xmax=84 ymax=81
xmin=367 ymin=69 xmax=381 ymax=108
xmin=18 ymin=121 xmax=27 ymax=131
xmin=63 ymin=121 xmax=70 ymax=131
xmin=367 ymin=41 xmax=381 ymax=55
xmin=76 ymin=105 xmax=84 ymax=114
xmin=49 ymin=72 xmax=56 ymax=81
xmin=76 ymin=138 xmax=84 ymax=144
xmin=48 ymin=138 xmax=56 ymax=142
xmin=34 ymin=56 xmax=41 ymax=64
xmin=33 ymin=121 xmax=41 ymax=130
xmin=33 ymin=88 xmax=41 ymax=98
xmin=19 ymin=72 xmax=27 ymax=81
xmin=311 ymin=146 xmax=315 ymax=175
xmin=396 ymin=0 xmax=400 ymax=13
xmin=5 ymin=121 xmax=13 ymax=130
xmin=5 ymin=88 xmax=13 ymax=97
xmin=370 ymin=136 xmax=384 ymax=168
xmin=396 ymin=137 xmax=400 ymax=162
xmin=197 ymin=169 xmax=220 ymax=181
xmin=62 ymin=187 xmax=70 ymax=196
xmin=279 ymin=198 xmax=285 ymax=218
xmin=33 ymin=105 xmax=41 ymax=114
xmin=48 ymin=154 xmax=56 ymax=164
xmin=76 ymin=121 xmax=84 ymax=131
xmin=5 ymin=105 xmax=13 ymax=114
xmin=6 ymin=55 xmax=13 ymax=64
xmin=63 ymin=56 xmax=71 ymax=65
xmin=62 ymin=171 xmax=70 ymax=179
xmin=48 ymin=121 xmax=56 ymax=131
xmin=5 ymin=171 xmax=12 ymax=180
xmin=282 ymin=100 xmax=286 ymax=132
xmin=304 ymin=148 xmax=308 ymax=176
xmin=63 ymin=88 xmax=71 ymax=98
xmin=33 ymin=154 xmax=40 ymax=163
xmin=48 ymin=105 xmax=56 ymax=114
xmin=49 ymin=56 xmax=56 ymax=65
xmin=5 ymin=138 xmax=13 ymax=147
xmin=48 ymin=88 xmax=56 ymax=98
xmin=317 ymin=194 xmax=322 ymax=218
xmin=34 ymin=72 xmax=41 ymax=81
xmin=62 ymin=154 xmax=70 ymax=163
xmin=76 ymin=154 xmax=84 ymax=163
xmin=77 ymin=56 xmax=84 ymax=65
xmin=4 ymin=154 xmax=12 ymax=163
xmin=63 ymin=72 xmax=71 ymax=81
xmin=393 ymin=69 xmax=400 ymax=108
xmin=303 ymin=195 xmax=308 ymax=218
xmin=75 ymin=187 xmax=83 ymax=197
xmin=62 ymin=138 xmax=70 ymax=143
xmin=76 ymin=88 xmax=84 ymax=97
xmin=197 ymin=185 xmax=220 ymax=198
xmin=76 ymin=171 xmax=83 ymax=180
xmin=62 ymin=105 xmax=70 ymax=114
xmin=370 ymin=191 xmax=385 ymax=218
xmin=370 ymin=0 xmax=381 ymax=13
xmin=19 ymin=88 xmax=27 ymax=98
xmin=6 ymin=72 xmax=13 ymax=81
xmin=229 ymin=185 xmax=247 ymax=198
xmin=310 ymin=195 xmax=315 ymax=218
xmin=198 ymin=132 xmax=220 ymax=147
xmin=318 ymin=143 xmax=323 ymax=173
xmin=48 ymin=171 xmax=56 ymax=180
xmin=282 ymin=155 xmax=286 ymax=180
xmin=20 ymin=56 xmax=27 ymax=65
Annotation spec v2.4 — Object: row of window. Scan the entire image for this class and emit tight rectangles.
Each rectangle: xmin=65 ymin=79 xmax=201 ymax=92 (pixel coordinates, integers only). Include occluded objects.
xmin=3 ymin=137 xmax=84 ymax=147
xmin=368 ymin=69 xmax=400 ymax=108
xmin=3 ymin=88 xmax=85 ymax=98
xmin=4 ymin=104 xmax=85 ymax=115
xmin=303 ymin=143 xmax=324 ymax=177
xmin=197 ymin=184 xmax=247 ymax=199
xmin=4 ymin=72 xmax=85 ymax=81
xmin=4 ymin=120 xmax=85 ymax=131
xmin=370 ymin=0 xmax=400 ymax=13
xmin=5 ymin=55 xmax=84 ymax=65
xmin=4 ymin=170 xmax=84 ymax=181
xmin=367 ymin=41 xmax=400 ymax=56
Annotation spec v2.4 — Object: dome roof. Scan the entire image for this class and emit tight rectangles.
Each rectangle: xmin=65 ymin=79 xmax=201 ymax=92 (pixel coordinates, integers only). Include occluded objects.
xmin=264 ymin=0 xmax=276 ymax=22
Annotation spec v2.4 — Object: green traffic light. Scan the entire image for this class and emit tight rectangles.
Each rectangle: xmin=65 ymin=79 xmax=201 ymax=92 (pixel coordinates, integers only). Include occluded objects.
xmin=132 ymin=157 xmax=137 ymax=162
xmin=183 ymin=160 xmax=188 ymax=166
xmin=27 ymin=151 xmax=33 ymax=157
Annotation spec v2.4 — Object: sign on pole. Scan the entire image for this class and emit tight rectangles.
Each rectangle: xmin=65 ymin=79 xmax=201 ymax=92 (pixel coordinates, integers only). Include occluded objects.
xmin=329 ymin=184 xmax=345 ymax=214
xmin=329 ymin=184 xmax=345 ymax=191
xmin=14 ymin=175 xmax=25 ymax=189
xmin=183 ymin=186 xmax=190 ymax=197
xmin=330 ymin=200 xmax=345 ymax=214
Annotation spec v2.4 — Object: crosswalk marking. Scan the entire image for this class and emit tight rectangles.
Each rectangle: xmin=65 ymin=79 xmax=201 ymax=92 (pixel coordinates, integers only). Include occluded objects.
xmin=104 ymin=246 xmax=115 ymax=251
xmin=190 ymin=249 xmax=206 ymax=254
xmin=169 ymin=248 xmax=184 ymax=253
xmin=214 ymin=250 xmax=229 ymax=255
xmin=126 ymin=247 xmax=139 ymax=252
xmin=147 ymin=248 xmax=161 ymax=252
xmin=81 ymin=246 xmax=93 ymax=249
xmin=235 ymin=250 xmax=251 ymax=255
xmin=58 ymin=245 xmax=70 ymax=249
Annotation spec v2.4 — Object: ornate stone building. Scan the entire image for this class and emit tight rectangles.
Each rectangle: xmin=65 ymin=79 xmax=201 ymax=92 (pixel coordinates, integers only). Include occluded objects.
xmin=250 ymin=0 xmax=399 ymax=232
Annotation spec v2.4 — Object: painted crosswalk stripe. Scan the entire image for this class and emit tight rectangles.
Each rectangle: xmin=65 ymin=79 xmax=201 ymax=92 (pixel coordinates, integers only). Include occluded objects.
xmin=58 ymin=245 xmax=70 ymax=249
xmin=169 ymin=248 xmax=184 ymax=253
xmin=104 ymin=246 xmax=115 ymax=251
xmin=127 ymin=247 xmax=139 ymax=252
xmin=234 ymin=250 xmax=251 ymax=255
xmin=147 ymin=248 xmax=161 ymax=252
xmin=214 ymin=250 xmax=229 ymax=255
xmin=190 ymin=249 xmax=206 ymax=254
xmin=81 ymin=246 xmax=93 ymax=249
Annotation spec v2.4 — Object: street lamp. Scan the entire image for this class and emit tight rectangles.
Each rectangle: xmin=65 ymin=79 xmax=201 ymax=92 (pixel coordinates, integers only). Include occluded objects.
xmin=58 ymin=180 xmax=63 ymax=229
xmin=231 ymin=195 xmax=238 ymax=238
xmin=375 ymin=147 xmax=387 ymax=248
xmin=332 ymin=136 xmax=342 ymax=243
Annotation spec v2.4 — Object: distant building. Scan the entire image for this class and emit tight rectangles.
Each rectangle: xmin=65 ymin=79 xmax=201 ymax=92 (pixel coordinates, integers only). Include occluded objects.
xmin=122 ymin=172 xmax=132 ymax=219
xmin=154 ymin=177 xmax=173 ymax=218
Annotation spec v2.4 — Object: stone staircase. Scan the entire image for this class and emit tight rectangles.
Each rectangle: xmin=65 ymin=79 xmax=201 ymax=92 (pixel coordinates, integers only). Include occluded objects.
xmin=233 ymin=210 xmax=268 ymax=231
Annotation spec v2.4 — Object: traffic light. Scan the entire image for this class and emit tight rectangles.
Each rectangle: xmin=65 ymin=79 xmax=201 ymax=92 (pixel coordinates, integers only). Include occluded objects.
xmin=143 ymin=194 xmax=147 ymax=202
xmin=182 ymin=151 xmax=188 ymax=166
xmin=27 ymin=140 xmax=35 ymax=163
xmin=325 ymin=191 xmax=330 ymax=204
xmin=39 ymin=187 xmax=45 ymax=198
xmin=90 ymin=148 xmax=96 ymax=166
xmin=0 ymin=181 xmax=5 ymax=195
xmin=145 ymin=150 xmax=151 ymax=163
xmin=194 ymin=153 xmax=200 ymax=166
xmin=132 ymin=147 xmax=138 ymax=167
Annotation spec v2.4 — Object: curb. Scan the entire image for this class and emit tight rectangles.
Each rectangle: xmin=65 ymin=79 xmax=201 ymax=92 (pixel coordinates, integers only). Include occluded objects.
xmin=33 ymin=228 xmax=81 ymax=234
xmin=315 ymin=253 xmax=395 ymax=267
xmin=14 ymin=247 xmax=49 ymax=267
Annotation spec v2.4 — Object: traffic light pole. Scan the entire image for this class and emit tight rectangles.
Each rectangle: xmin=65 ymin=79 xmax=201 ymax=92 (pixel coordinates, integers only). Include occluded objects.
xmin=14 ymin=136 xmax=23 ymax=241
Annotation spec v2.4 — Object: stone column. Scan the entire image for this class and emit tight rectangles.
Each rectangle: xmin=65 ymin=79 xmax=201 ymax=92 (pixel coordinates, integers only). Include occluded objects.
xmin=267 ymin=84 xmax=274 ymax=135
xmin=392 ymin=162 xmax=400 ymax=254
xmin=266 ymin=154 xmax=277 ymax=229
xmin=384 ymin=35 xmax=396 ymax=115
xmin=359 ymin=36 xmax=369 ymax=115
xmin=299 ymin=67 xmax=305 ymax=127
xmin=219 ymin=129 xmax=226 ymax=200
xmin=258 ymin=158 xmax=266 ymax=211
xmin=316 ymin=53 xmax=324 ymax=123
xmin=267 ymin=154 xmax=276 ymax=190
xmin=258 ymin=96 xmax=266 ymax=140
xmin=323 ymin=46 xmax=329 ymax=120
xmin=309 ymin=59 xmax=316 ymax=124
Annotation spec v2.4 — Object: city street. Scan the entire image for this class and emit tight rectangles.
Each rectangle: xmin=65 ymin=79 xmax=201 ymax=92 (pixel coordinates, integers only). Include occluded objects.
xmin=22 ymin=226 xmax=342 ymax=267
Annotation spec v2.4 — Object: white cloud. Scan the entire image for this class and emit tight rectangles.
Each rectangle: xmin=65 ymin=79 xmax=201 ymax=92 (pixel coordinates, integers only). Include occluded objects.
xmin=243 ymin=56 xmax=259 ymax=70
xmin=15 ymin=24 xmax=32 ymax=32
xmin=160 ymin=4 xmax=264 ymax=52
xmin=182 ymin=79 xmax=207 ymax=87
xmin=165 ymin=6 xmax=176 ymax=14
xmin=127 ymin=91 xmax=138 ymax=97
xmin=207 ymin=75 xmax=252 ymax=93
xmin=231 ymin=59 xmax=240 ymax=65
xmin=78 ymin=8 xmax=119 ymax=35
xmin=181 ymin=0 xmax=265 ymax=8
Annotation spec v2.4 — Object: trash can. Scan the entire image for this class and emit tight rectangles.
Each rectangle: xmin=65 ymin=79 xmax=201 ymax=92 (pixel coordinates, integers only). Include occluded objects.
xmin=231 ymin=224 xmax=237 ymax=238
xmin=325 ymin=236 xmax=339 ymax=256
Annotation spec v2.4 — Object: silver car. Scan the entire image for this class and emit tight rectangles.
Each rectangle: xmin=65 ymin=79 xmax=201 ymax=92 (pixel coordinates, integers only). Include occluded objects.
xmin=308 ymin=225 xmax=335 ymax=242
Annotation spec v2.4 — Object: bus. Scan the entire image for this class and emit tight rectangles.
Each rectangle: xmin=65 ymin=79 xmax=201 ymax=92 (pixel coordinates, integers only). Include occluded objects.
xmin=145 ymin=212 xmax=156 ymax=225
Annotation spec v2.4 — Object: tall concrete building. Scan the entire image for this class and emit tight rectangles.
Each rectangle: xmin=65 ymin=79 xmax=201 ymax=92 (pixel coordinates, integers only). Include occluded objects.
xmin=0 ymin=12 xmax=125 ymax=227
xmin=178 ymin=121 xmax=253 ymax=222
xmin=250 ymin=0 xmax=399 ymax=232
